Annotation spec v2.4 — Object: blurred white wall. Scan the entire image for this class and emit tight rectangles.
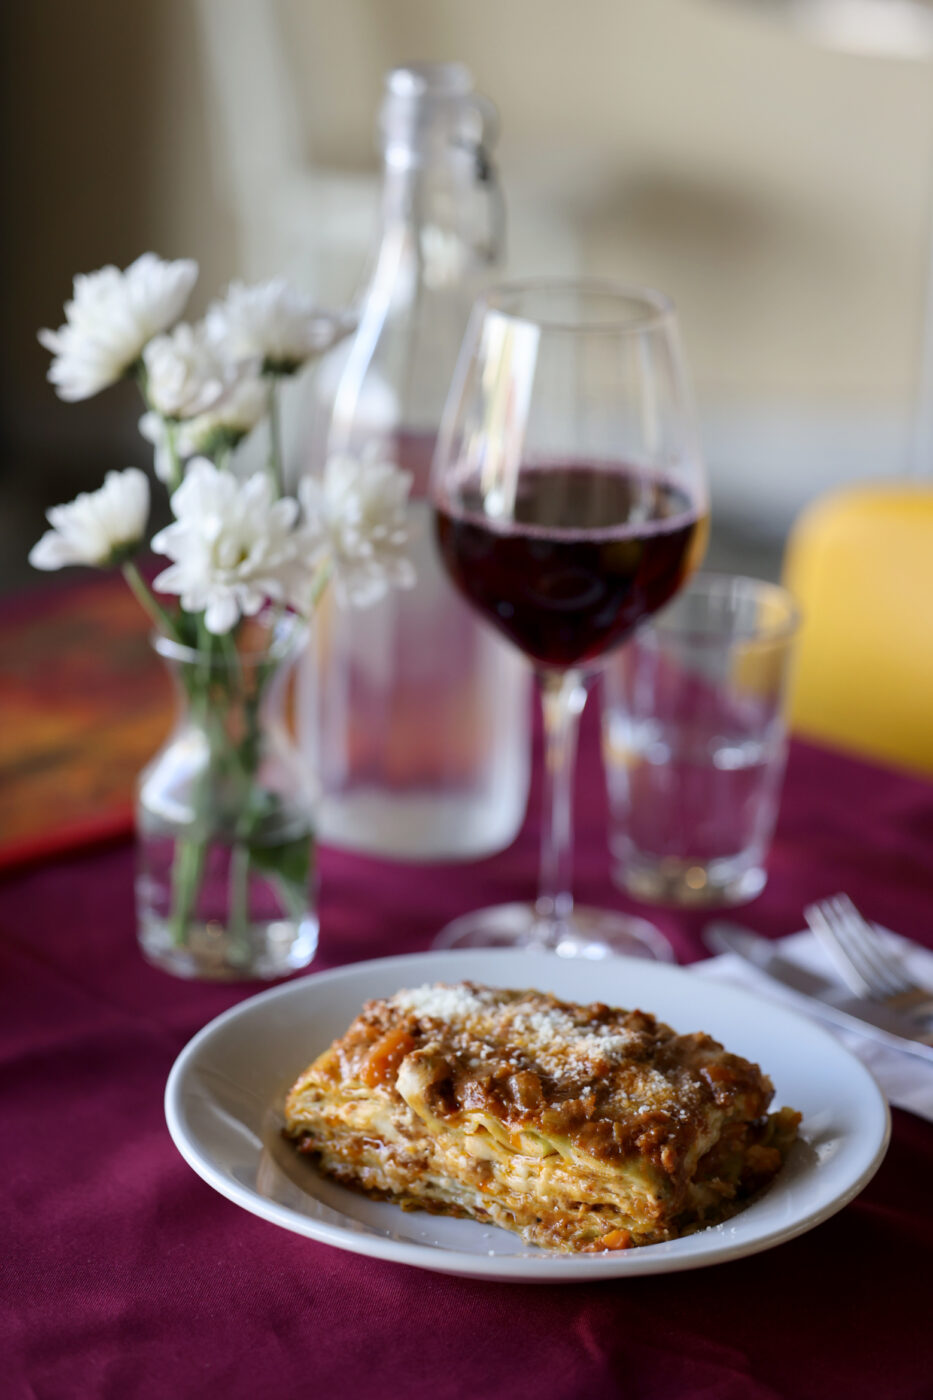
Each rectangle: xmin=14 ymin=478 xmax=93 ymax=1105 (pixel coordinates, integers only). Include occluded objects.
xmin=4 ymin=0 xmax=933 ymax=572
xmin=196 ymin=0 xmax=933 ymax=531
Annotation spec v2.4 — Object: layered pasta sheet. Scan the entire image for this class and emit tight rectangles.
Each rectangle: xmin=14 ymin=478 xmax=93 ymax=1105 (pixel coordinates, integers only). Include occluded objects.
xmin=284 ymin=983 xmax=799 ymax=1252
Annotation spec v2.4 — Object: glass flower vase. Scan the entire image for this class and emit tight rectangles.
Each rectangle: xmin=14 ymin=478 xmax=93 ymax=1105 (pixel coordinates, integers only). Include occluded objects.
xmin=135 ymin=615 xmax=319 ymax=980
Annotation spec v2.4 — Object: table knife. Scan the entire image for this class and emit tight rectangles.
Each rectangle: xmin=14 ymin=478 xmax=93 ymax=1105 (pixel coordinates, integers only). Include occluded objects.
xmin=702 ymin=921 xmax=933 ymax=1062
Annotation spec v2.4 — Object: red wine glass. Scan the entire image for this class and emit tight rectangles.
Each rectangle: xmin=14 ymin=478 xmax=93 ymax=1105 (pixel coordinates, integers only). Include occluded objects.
xmin=431 ymin=279 xmax=708 ymax=958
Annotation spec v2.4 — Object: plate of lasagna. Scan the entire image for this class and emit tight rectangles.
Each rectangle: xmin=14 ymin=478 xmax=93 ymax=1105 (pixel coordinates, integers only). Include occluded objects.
xmin=165 ymin=949 xmax=890 ymax=1280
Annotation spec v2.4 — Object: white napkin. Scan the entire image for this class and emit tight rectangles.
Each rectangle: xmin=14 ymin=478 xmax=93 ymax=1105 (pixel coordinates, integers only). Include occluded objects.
xmin=695 ymin=929 xmax=933 ymax=1123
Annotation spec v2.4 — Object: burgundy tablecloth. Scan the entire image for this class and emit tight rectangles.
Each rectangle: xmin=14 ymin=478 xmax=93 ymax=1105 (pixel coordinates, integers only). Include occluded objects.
xmin=3 ymin=708 xmax=933 ymax=1400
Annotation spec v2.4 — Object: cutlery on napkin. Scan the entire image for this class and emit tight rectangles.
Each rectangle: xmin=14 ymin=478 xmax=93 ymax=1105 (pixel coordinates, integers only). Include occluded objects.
xmin=697 ymin=924 xmax=933 ymax=1123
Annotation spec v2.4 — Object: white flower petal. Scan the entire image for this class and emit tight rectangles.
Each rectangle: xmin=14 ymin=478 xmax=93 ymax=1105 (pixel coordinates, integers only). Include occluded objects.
xmin=177 ymin=371 xmax=267 ymax=453
xmin=28 ymin=467 xmax=150 ymax=571
xmin=302 ymin=449 xmax=415 ymax=610
xmin=151 ymin=459 xmax=314 ymax=630
xmin=206 ymin=278 xmax=353 ymax=371
xmin=142 ymin=322 xmax=233 ymax=420
xmin=203 ymin=592 xmax=241 ymax=635
xmin=39 ymin=254 xmax=198 ymax=401
xmin=29 ymin=529 xmax=83 ymax=570
xmin=151 ymin=561 xmax=188 ymax=593
xmin=138 ymin=411 xmax=183 ymax=483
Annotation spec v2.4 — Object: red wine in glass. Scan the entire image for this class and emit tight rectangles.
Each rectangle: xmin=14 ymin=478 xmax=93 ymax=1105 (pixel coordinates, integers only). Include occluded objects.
xmin=436 ymin=461 xmax=707 ymax=669
xmin=429 ymin=278 xmax=707 ymax=959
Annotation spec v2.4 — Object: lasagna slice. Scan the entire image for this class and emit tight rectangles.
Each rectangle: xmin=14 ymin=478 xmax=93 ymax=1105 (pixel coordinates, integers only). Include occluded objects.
xmin=283 ymin=983 xmax=799 ymax=1252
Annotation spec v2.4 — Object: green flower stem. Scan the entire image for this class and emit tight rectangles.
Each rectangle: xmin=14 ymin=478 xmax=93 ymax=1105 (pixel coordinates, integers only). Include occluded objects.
xmin=196 ymin=614 xmax=214 ymax=691
xmin=227 ymin=680 xmax=263 ymax=963
xmin=158 ymin=616 xmax=312 ymax=962
xmin=165 ymin=421 xmax=182 ymax=492
xmin=265 ymin=374 xmax=283 ymax=498
xmin=169 ymin=827 xmax=206 ymax=947
xmin=134 ymin=363 xmax=182 ymax=492
xmin=307 ymin=558 xmax=332 ymax=612
xmin=262 ymin=841 xmax=313 ymax=921
xmin=121 ymin=561 xmax=181 ymax=641
xmin=167 ymin=621 xmax=260 ymax=958
xmin=227 ymin=839 xmax=252 ymax=963
xmin=133 ymin=359 xmax=149 ymax=403
xmin=167 ymin=614 xmax=215 ymax=948
xmin=219 ymin=629 xmax=243 ymax=686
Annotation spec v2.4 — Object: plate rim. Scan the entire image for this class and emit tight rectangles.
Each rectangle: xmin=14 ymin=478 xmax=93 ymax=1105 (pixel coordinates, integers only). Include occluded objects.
xmin=165 ymin=948 xmax=892 ymax=1281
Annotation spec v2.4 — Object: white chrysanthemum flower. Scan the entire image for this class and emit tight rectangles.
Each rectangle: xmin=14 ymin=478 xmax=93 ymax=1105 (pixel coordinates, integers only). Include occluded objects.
xmin=180 ymin=372 xmax=268 ymax=457
xmin=151 ymin=457 xmax=306 ymax=634
xmin=38 ymin=253 xmax=198 ymax=402
xmin=29 ymin=468 xmax=150 ymax=570
xmin=299 ymin=449 xmax=415 ymax=608
xmin=139 ymin=369 xmax=267 ymax=483
xmin=142 ymin=321 xmax=235 ymax=420
xmin=206 ymin=277 xmax=353 ymax=375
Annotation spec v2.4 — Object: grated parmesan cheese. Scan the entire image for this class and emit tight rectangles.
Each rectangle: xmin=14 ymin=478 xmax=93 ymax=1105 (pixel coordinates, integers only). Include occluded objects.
xmin=390 ymin=984 xmax=486 ymax=1020
xmin=388 ymin=983 xmax=667 ymax=1089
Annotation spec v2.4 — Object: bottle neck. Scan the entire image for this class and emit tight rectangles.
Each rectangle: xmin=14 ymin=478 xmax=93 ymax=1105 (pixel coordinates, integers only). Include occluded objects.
xmin=376 ymin=145 xmax=502 ymax=270
xmin=315 ymin=143 xmax=502 ymax=475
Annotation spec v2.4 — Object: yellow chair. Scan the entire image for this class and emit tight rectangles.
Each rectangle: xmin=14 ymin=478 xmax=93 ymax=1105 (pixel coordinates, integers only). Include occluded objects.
xmin=781 ymin=482 xmax=933 ymax=775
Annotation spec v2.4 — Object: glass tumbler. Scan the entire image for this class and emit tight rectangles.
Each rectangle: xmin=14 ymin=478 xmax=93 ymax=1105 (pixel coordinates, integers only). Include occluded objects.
xmin=602 ymin=574 xmax=800 ymax=906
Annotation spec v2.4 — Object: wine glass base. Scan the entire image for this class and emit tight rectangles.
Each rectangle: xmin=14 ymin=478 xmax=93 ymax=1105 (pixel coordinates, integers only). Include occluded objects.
xmin=432 ymin=902 xmax=675 ymax=962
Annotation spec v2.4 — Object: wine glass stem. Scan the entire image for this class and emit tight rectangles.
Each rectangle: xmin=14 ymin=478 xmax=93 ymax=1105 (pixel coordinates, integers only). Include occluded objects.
xmin=535 ymin=669 xmax=589 ymax=937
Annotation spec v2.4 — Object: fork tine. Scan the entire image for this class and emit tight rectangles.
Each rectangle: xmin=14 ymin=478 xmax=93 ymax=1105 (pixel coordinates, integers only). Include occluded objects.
xmin=828 ymin=894 xmax=911 ymax=997
xmin=804 ymin=900 xmax=875 ymax=996
xmin=806 ymin=893 xmax=933 ymax=1023
xmin=821 ymin=895 xmax=899 ymax=996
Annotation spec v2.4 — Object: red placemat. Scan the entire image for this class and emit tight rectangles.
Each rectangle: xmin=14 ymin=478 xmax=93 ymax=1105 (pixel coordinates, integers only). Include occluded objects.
xmin=0 ymin=572 xmax=171 ymax=870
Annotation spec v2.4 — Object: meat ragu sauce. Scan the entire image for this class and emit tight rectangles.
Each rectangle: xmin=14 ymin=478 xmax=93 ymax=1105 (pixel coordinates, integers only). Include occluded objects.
xmin=324 ymin=987 xmax=772 ymax=1172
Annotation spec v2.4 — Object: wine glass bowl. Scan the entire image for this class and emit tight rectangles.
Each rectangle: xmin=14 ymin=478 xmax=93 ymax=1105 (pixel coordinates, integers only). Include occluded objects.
xmin=430 ymin=279 xmax=707 ymax=958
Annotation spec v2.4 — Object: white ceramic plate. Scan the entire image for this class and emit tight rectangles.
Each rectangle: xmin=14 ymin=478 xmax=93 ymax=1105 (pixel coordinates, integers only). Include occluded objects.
xmin=165 ymin=949 xmax=890 ymax=1281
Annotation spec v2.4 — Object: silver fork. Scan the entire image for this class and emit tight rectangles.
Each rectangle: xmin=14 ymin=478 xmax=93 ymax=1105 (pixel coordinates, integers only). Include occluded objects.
xmin=804 ymin=893 xmax=933 ymax=1025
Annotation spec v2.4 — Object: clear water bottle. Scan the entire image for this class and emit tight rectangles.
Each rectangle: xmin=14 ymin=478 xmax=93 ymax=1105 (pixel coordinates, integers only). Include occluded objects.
xmin=298 ymin=63 xmax=531 ymax=860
